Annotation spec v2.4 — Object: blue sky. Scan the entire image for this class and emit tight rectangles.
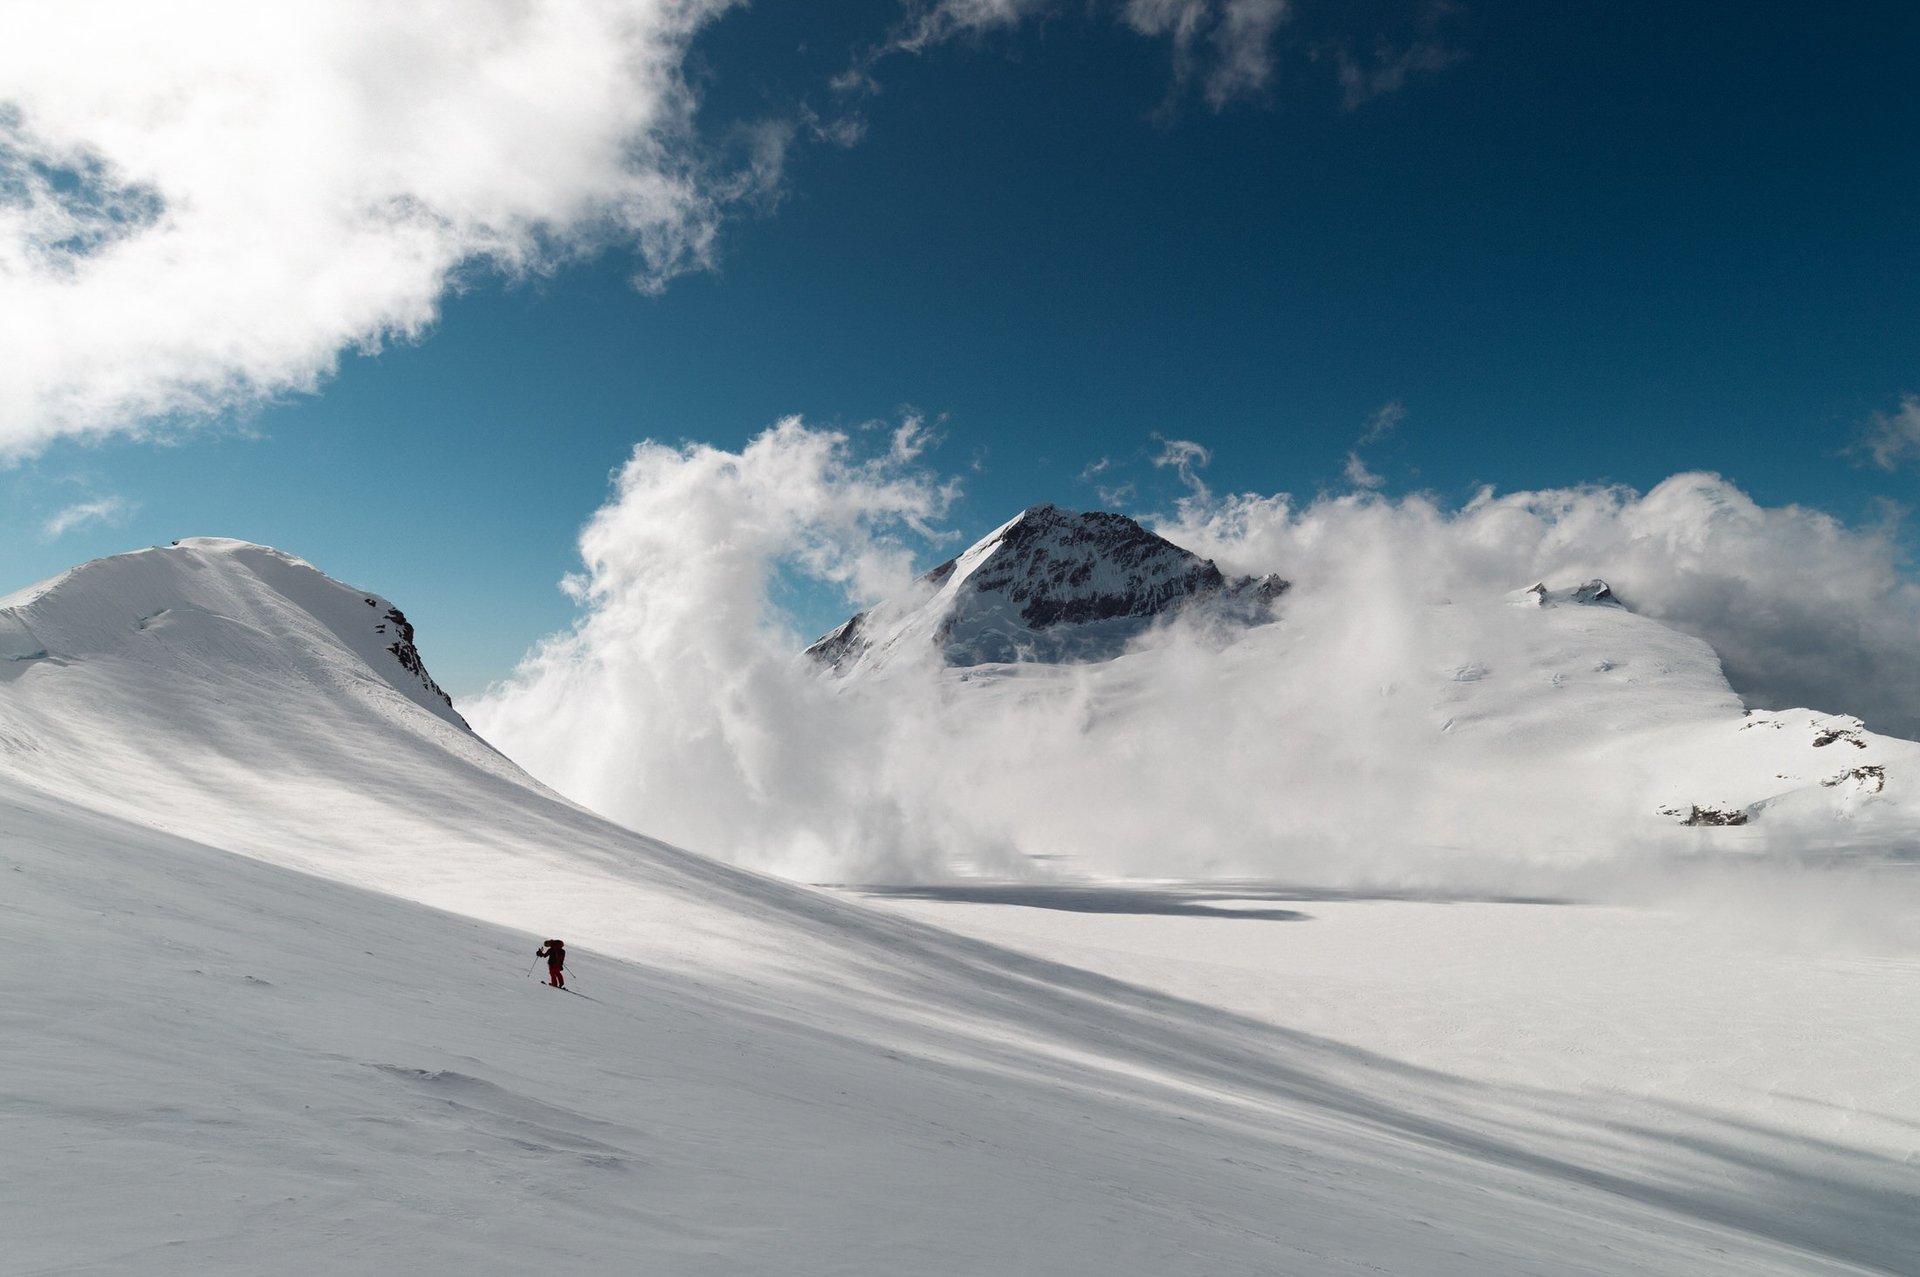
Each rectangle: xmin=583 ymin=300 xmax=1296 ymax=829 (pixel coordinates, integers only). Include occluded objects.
xmin=5 ymin=1 xmax=1917 ymax=696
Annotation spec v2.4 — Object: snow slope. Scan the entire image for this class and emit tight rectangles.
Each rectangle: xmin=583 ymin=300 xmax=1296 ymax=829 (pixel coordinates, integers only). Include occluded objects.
xmin=5 ymin=540 xmax=1918 ymax=1274
xmin=856 ymin=877 xmax=1920 ymax=1203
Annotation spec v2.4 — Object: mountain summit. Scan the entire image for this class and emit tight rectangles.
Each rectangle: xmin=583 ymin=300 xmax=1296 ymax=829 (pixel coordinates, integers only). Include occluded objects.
xmin=1 ymin=537 xmax=465 ymax=730
xmin=807 ymin=504 xmax=1288 ymax=674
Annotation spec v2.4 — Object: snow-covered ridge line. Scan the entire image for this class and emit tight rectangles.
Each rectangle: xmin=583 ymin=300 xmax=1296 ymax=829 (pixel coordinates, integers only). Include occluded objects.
xmin=0 ymin=536 xmax=465 ymax=728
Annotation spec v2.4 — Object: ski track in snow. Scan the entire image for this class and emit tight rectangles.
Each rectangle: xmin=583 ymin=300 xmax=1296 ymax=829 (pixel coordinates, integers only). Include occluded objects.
xmin=2 ymin=539 xmax=1917 ymax=1275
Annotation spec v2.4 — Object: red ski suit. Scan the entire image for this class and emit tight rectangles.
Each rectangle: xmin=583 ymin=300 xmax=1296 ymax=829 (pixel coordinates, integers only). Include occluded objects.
xmin=537 ymin=942 xmax=565 ymax=988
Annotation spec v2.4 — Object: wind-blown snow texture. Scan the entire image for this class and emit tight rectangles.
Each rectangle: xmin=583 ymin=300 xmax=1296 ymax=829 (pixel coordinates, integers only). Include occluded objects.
xmin=5 ymin=540 xmax=1918 ymax=1274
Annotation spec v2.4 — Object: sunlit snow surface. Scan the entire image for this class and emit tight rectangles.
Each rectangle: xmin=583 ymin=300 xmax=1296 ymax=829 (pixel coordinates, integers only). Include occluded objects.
xmin=4 ymin=540 xmax=1918 ymax=1274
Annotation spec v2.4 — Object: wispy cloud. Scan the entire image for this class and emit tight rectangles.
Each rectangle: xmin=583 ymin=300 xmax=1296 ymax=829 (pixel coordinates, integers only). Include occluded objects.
xmin=1152 ymin=435 xmax=1214 ymax=502
xmin=844 ymin=0 xmax=1459 ymax=116
xmin=1358 ymin=399 xmax=1405 ymax=446
xmin=1320 ymin=0 xmax=1466 ymax=110
xmin=1079 ymin=456 xmax=1137 ymax=507
xmin=1343 ymin=451 xmax=1385 ymax=490
xmin=1334 ymin=38 xmax=1462 ymax=111
xmin=889 ymin=0 xmax=1055 ymax=53
xmin=1122 ymin=0 xmax=1293 ymax=109
xmin=1344 ymin=399 xmax=1405 ymax=489
xmin=1857 ymin=394 xmax=1920 ymax=472
xmin=0 ymin=0 xmax=760 ymax=460
xmin=888 ymin=412 xmax=942 ymax=463
xmin=40 ymin=494 xmax=132 ymax=540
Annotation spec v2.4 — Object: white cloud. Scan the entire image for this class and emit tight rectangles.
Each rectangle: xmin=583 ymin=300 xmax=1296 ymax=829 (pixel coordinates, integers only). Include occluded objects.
xmin=0 ymin=0 xmax=752 ymax=460
xmin=469 ymin=418 xmax=964 ymax=879
xmin=0 ymin=2 xmax=1467 ymax=459
xmin=473 ymin=427 xmax=1920 ymax=886
xmin=40 ymin=494 xmax=132 ymax=540
xmin=1858 ymin=393 xmax=1920 ymax=471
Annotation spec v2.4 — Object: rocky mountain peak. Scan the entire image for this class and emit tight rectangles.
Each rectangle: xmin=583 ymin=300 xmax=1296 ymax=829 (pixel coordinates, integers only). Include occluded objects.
xmin=807 ymin=505 xmax=1288 ymax=674
xmin=1517 ymin=578 xmax=1626 ymax=609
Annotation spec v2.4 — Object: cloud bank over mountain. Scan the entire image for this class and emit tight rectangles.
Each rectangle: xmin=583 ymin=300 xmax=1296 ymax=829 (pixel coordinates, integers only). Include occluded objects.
xmin=1159 ymin=476 xmax=1920 ymax=744
xmin=470 ymin=421 xmax=1920 ymax=883
xmin=0 ymin=0 xmax=749 ymax=458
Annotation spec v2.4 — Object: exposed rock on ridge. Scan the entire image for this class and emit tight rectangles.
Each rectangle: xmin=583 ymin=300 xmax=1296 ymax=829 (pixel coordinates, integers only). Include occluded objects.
xmin=365 ymin=598 xmax=457 ymax=715
xmin=807 ymin=504 xmax=1287 ymax=675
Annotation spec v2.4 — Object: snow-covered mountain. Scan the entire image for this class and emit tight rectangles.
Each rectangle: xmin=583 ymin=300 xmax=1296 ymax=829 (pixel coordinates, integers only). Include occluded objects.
xmin=802 ymin=508 xmax=1919 ymax=848
xmin=806 ymin=503 xmax=1287 ymax=673
xmin=1465 ymin=575 xmax=1920 ymax=836
xmin=6 ymin=538 xmax=1919 ymax=1275
xmin=2 ymin=536 xmax=464 ymax=723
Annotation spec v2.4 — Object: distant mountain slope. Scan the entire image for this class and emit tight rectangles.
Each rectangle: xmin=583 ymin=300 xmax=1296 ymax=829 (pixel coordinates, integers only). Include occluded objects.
xmin=801 ymin=508 xmax=1920 ymax=850
xmin=807 ymin=504 xmax=1287 ymax=673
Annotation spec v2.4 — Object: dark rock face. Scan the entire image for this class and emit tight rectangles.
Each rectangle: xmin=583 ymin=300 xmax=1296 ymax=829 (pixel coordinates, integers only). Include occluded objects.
xmin=1812 ymin=726 xmax=1868 ymax=749
xmin=1659 ymin=804 xmax=1751 ymax=826
xmin=366 ymin=596 xmax=459 ymax=717
xmin=805 ymin=612 xmax=869 ymax=675
xmin=806 ymin=504 xmax=1289 ymax=673
xmin=946 ymin=507 xmax=1223 ymax=628
xmin=933 ymin=506 xmax=1280 ymax=632
xmin=1520 ymin=579 xmax=1626 ymax=609
xmin=1822 ymin=765 xmax=1886 ymax=793
xmin=1571 ymin=579 xmax=1621 ymax=607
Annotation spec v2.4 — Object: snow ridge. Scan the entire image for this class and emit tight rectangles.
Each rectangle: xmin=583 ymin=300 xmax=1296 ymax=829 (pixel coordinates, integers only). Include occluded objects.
xmin=0 ymin=537 xmax=467 ymax=729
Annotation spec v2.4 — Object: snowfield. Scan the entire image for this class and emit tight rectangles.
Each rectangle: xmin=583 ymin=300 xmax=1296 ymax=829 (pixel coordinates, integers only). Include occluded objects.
xmin=4 ymin=539 xmax=1918 ymax=1275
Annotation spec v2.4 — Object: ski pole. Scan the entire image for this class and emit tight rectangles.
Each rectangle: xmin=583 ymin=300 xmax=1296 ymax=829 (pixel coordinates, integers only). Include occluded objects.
xmin=525 ymin=957 xmax=540 ymax=980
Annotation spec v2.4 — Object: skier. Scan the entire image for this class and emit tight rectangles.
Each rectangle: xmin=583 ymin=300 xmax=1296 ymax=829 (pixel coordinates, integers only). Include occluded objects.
xmin=536 ymin=939 xmax=566 ymax=988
